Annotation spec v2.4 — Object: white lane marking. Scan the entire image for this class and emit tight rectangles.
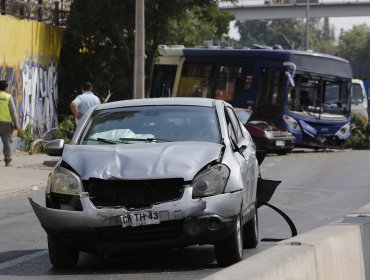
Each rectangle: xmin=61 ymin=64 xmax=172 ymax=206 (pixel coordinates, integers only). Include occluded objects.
xmin=0 ymin=250 xmax=47 ymax=270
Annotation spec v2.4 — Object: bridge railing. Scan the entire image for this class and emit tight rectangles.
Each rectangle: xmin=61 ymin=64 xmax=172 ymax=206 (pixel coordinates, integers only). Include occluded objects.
xmin=219 ymin=0 xmax=370 ymax=8
xmin=0 ymin=0 xmax=69 ymax=27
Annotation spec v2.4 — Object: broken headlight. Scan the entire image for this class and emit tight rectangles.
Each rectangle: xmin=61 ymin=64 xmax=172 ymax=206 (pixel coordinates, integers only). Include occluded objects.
xmin=192 ymin=164 xmax=230 ymax=198
xmin=335 ymin=122 xmax=351 ymax=140
xmin=283 ymin=115 xmax=301 ymax=131
xmin=46 ymin=166 xmax=83 ymax=196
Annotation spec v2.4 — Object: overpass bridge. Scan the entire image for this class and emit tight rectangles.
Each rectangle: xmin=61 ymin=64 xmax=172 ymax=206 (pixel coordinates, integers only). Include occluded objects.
xmin=219 ymin=1 xmax=370 ymax=20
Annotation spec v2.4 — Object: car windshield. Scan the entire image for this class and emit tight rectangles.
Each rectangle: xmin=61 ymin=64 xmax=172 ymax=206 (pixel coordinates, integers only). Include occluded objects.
xmin=352 ymin=83 xmax=364 ymax=104
xmin=80 ymin=105 xmax=221 ymax=144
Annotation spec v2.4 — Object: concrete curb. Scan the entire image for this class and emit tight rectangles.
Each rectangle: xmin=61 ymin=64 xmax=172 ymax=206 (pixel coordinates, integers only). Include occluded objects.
xmin=205 ymin=203 xmax=370 ymax=280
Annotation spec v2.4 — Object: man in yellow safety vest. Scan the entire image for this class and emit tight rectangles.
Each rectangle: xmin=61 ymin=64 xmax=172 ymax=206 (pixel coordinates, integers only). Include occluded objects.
xmin=0 ymin=80 xmax=18 ymax=167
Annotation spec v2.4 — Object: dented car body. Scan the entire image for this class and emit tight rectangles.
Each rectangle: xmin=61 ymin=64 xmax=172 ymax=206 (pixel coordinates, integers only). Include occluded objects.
xmin=29 ymin=98 xmax=270 ymax=268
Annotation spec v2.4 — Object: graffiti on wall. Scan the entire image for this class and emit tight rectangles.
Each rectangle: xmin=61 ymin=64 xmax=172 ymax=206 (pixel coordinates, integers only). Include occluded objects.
xmin=0 ymin=60 xmax=58 ymax=134
xmin=0 ymin=14 xmax=63 ymax=136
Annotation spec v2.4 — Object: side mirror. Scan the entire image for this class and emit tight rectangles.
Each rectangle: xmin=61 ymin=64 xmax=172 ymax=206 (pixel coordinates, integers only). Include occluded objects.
xmin=283 ymin=61 xmax=296 ymax=78
xmin=256 ymin=150 xmax=266 ymax=166
xmin=239 ymin=145 xmax=247 ymax=154
xmin=45 ymin=139 xmax=64 ymax=157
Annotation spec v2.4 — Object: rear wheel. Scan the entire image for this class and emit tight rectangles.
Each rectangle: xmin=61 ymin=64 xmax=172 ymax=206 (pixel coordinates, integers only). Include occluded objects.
xmin=214 ymin=214 xmax=243 ymax=267
xmin=243 ymin=207 xmax=258 ymax=249
xmin=47 ymin=235 xmax=79 ymax=268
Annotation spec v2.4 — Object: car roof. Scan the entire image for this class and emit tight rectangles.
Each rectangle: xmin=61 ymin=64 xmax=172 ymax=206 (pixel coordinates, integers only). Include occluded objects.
xmin=96 ymin=97 xmax=222 ymax=110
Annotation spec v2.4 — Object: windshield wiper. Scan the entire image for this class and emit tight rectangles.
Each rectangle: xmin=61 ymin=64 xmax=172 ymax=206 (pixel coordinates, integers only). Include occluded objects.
xmin=84 ymin=138 xmax=118 ymax=144
xmin=119 ymin=137 xmax=172 ymax=143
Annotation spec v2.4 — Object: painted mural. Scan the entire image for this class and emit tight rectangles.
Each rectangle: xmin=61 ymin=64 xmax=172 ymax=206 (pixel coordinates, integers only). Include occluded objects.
xmin=0 ymin=15 xmax=63 ymax=134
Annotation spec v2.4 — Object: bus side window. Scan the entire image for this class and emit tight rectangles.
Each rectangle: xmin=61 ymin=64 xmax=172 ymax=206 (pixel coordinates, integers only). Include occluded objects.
xmin=215 ymin=66 xmax=236 ymax=102
xmin=178 ymin=62 xmax=212 ymax=98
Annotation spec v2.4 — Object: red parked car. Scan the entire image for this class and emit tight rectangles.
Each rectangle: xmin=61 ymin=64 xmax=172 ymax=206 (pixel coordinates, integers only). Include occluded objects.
xmin=235 ymin=108 xmax=295 ymax=155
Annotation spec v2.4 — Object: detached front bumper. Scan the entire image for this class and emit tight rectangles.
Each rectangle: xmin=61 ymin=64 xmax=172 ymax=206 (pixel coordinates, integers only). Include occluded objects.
xmin=29 ymin=188 xmax=242 ymax=255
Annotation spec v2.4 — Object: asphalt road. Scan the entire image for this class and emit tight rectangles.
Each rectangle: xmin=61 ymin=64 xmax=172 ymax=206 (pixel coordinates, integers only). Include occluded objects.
xmin=1 ymin=149 xmax=370 ymax=279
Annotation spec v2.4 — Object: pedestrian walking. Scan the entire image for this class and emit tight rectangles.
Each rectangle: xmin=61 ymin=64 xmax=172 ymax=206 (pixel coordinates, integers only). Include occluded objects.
xmin=70 ymin=82 xmax=101 ymax=125
xmin=0 ymin=80 xmax=18 ymax=167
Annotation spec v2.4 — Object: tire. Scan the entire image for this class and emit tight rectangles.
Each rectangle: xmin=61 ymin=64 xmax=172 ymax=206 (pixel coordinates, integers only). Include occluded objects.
xmin=214 ymin=214 xmax=243 ymax=267
xmin=243 ymin=207 xmax=258 ymax=249
xmin=47 ymin=235 xmax=79 ymax=268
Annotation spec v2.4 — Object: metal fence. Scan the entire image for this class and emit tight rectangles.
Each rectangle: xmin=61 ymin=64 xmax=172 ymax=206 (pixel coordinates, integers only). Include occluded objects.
xmin=0 ymin=0 xmax=69 ymax=27
xmin=219 ymin=0 xmax=370 ymax=7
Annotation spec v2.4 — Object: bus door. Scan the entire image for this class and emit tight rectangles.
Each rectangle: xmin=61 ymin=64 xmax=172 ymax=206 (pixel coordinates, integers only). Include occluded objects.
xmin=254 ymin=67 xmax=285 ymax=124
xmin=150 ymin=64 xmax=178 ymax=97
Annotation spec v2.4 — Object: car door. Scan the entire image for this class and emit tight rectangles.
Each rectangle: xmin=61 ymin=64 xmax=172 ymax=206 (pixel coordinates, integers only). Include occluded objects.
xmin=225 ymin=106 xmax=257 ymax=208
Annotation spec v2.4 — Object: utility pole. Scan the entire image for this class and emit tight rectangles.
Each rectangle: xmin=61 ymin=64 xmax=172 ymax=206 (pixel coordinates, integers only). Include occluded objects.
xmin=305 ymin=0 xmax=310 ymax=50
xmin=133 ymin=0 xmax=145 ymax=99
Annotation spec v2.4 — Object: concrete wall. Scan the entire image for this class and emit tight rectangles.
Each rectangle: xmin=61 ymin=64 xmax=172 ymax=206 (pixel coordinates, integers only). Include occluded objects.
xmin=0 ymin=15 xmax=63 ymax=134
xmin=205 ymin=203 xmax=370 ymax=280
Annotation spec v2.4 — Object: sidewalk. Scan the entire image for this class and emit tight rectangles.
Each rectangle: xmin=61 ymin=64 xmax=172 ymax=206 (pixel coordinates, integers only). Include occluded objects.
xmin=0 ymin=151 xmax=59 ymax=197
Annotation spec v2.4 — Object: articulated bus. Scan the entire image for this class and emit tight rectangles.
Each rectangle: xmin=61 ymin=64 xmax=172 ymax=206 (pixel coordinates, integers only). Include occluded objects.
xmin=150 ymin=45 xmax=353 ymax=148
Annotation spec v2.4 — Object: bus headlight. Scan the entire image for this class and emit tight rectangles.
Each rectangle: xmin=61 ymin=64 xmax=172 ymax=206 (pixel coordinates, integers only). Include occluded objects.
xmin=335 ymin=122 xmax=351 ymax=139
xmin=283 ymin=115 xmax=301 ymax=131
xmin=46 ymin=167 xmax=83 ymax=196
xmin=192 ymin=164 xmax=230 ymax=198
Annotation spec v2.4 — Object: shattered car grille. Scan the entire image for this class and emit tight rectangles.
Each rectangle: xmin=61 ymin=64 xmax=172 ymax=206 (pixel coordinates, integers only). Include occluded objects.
xmin=84 ymin=178 xmax=185 ymax=209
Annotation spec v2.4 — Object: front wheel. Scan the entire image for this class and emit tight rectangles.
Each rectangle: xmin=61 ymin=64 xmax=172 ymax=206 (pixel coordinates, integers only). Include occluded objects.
xmin=214 ymin=214 xmax=243 ymax=267
xmin=47 ymin=235 xmax=79 ymax=268
xmin=243 ymin=207 xmax=258 ymax=249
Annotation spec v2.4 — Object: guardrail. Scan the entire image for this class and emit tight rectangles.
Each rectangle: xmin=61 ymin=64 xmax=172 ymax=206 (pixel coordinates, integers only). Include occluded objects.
xmin=204 ymin=203 xmax=370 ymax=280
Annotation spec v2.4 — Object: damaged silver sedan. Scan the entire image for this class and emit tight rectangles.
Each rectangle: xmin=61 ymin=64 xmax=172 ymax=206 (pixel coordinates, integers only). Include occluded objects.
xmin=29 ymin=97 xmax=267 ymax=268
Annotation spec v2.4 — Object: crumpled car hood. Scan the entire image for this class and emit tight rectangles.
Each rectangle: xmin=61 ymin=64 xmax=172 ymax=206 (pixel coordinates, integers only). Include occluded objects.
xmin=62 ymin=142 xmax=223 ymax=181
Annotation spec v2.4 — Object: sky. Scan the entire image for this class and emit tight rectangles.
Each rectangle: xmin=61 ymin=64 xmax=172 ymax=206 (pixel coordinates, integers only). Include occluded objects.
xmin=227 ymin=0 xmax=370 ymax=40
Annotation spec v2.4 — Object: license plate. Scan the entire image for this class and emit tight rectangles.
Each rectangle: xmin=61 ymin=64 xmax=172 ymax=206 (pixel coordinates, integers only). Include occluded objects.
xmin=276 ymin=140 xmax=285 ymax=146
xmin=120 ymin=211 xmax=160 ymax=227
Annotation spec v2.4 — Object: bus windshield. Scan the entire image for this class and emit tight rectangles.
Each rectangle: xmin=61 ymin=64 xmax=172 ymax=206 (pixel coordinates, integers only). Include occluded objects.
xmin=287 ymin=74 xmax=350 ymax=119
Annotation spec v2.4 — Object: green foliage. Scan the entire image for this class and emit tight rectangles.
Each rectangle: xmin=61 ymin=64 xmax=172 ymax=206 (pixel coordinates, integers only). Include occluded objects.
xmin=235 ymin=18 xmax=337 ymax=54
xmin=344 ymin=113 xmax=370 ymax=150
xmin=17 ymin=125 xmax=37 ymax=152
xmin=58 ymin=0 xmax=234 ymax=113
xmin=234 ymin=19 xmax=270 ymax=48
xmin=54 ymin=115 xmax=75 ymax=144
xmin=17 ymin=116 xmax=75 ymax=153
xmin=337 ymin=24 xmax=370 ymax=67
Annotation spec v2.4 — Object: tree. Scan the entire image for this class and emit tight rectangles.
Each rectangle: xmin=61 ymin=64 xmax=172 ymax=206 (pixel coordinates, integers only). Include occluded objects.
xmin=57 ymin=0 xmax=234 ymax=114
xmin=337 ymin=24 xmax=370 ymax=67
xmin=234 ymin=19 xmax=270 ymax=48
xmin=235 ymin=18 xmax=337 ymax=54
